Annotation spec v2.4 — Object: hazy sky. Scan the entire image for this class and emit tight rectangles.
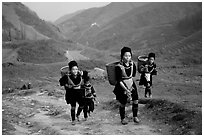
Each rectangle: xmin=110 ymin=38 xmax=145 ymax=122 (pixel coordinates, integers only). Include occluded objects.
xmin=23 ymin=2 xmax=110 ymax=22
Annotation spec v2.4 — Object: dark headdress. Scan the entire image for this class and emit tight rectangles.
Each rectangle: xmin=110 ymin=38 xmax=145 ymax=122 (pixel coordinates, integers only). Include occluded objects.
xmin=120 ymin=47 xmax=132 ymax=59
xmin=68 ymin=60 xmax=78 ymax=70
xmin=148 ymin=53 xmax=155 ymax=59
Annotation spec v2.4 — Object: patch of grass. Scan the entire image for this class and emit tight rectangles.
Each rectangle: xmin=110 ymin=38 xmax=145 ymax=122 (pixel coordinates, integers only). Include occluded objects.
xmin=15 ymin=90 xmax=37 ymax=96
xmin=177 ymin=11 xmax=202 ymax=36
xmin=44 ymin=105 xmax=65 ymax=117
xmin=2 ymin=62 xmax=63 ymax=89
xmin=101 ymin=99 xmax=120 ymax=111
xmin=2 ymin=15 xmax=20 ymax=41
xmin=2 ymin=119 xmax=16 ymax=135
xmin=47 ymin=89 xmax=64 ymax=98
xmin=141 ymin=98 xmax=202 ymax=135
xmin=104 ymin=98 xmax=201 ymax=135
xmin=2 ymin=39 xmax=79 ymax=64
xmin=2 ymin=88 xmax=15 ymax=94
xmin=17 ymin=40 xmax=66 ymax=64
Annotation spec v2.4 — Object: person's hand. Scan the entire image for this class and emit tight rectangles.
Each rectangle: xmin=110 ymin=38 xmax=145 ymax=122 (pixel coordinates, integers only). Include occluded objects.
xmin=125 ymin=90 xmax=132 ymax=98
xmin=144 ymin=67 xmax=149 ymax=73
xmin=94 ymin=98 xmax=100 ymax=106
xmin=65 ymin=84 xmax=72 ymax=88
xmin=126 ymin=91 xmax=132 ymax=103
xmin=124 ymin=89 xmax=130 ymax=94
xmin=79 ymin=70 xmax=83 ymax=76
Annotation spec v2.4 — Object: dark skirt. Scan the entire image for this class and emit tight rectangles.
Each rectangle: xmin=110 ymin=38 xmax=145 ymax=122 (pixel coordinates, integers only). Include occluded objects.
xmin=113 ymin=81 xmax=138 ymax=105
xmin=84 ymin=98 xmax=95 ymax=112
xmin=65 ymin=88 xmax=85 ymax=107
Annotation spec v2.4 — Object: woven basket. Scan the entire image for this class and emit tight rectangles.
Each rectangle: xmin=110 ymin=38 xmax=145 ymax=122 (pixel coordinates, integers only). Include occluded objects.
xmin=60 ymin=66 xmax=69 ymax=77
xmin=106 ymin=61 xmax=120 ymax=85
xmin=137 ymin=55 xmax=148 ymax=73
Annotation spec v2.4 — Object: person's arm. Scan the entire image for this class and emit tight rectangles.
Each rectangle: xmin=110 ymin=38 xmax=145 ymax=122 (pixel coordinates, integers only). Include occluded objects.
xmin=139 ymin=64 xmax=147 ymax=73
xmin=132 ymin=62 xmax=137 ymax=77
xmin=148 ymin=63 xmax=156 ymax=73
xmin=59 ymin=75 xmax=67 ymax=86
xmin=91 ymin=86 xmax=96 ymax=97
xmin=150 ymin=63 xmax=157 ymax=75
xmin=82 ymin=70 xmax=88 ymax=79
xmin=59 ymin=75 xmax=71 ymax=90
xmin=154 ymin=63 xmax=156 ymax=69
xmin=115 ymin=66 xmax=121 ymax=82
xmin=91 ymin=86 xmax=99 ymax=103
xmin=119 ymin=81 xmax=129 ymax=91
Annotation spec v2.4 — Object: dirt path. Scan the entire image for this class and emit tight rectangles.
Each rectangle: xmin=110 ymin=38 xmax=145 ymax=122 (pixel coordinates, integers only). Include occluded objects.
xmin=28 ymin=96 xmax=159 ymax=135
xmin=3 ymin=82 xmax=162 ymax=135
xmin=2 ymin=60 xmax=201 ymax=135
xmin=64 ymin=50 xmax=89 ymax=61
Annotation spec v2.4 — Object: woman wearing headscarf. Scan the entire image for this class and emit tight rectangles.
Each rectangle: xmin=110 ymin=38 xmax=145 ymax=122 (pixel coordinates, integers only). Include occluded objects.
xmin=113 ymin=47 xmax=140 ymax=125
xmin=59 ymin=60 xmax=88 ymax=125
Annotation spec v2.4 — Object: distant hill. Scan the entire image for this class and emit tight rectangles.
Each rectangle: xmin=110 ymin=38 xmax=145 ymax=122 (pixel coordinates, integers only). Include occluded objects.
xmin=56 ymin=2 xmax=201 ymax=53
xmin=56 ymin=2 xmax=148 ymax=41
xmin=2 ymin=2 xmax=66 ymax=41
xmin=79 ymin=2 xmax=202 ymax=51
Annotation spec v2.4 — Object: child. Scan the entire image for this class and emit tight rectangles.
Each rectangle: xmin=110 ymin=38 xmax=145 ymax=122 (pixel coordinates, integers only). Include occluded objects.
xmin=139 ymin=53 xmax=157 ymax=98
xmin=113 ymin=47 xmax=140 ymax=125
xmin=76 ymin=75 xmax=97 ymax=121
xmin=59 ymin=60 xmax=87 ymax=125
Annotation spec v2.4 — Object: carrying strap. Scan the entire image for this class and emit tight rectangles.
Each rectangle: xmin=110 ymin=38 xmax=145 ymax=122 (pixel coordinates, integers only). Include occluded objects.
xmin=117 ymin=61 xmax=134 ymax=80
xmin=67 ymin=74 xmax=83 ymax=89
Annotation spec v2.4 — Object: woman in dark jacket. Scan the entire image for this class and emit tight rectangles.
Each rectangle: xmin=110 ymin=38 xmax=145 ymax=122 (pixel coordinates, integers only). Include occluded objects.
xmin=113 ymin=47 xmax=140 ymax=125
xmin=59 ymin=60 xmax=88 ymax=125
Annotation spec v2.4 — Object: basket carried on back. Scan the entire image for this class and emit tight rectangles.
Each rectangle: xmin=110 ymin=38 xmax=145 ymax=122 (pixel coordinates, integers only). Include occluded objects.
xmin=106 ymin=61 xmax=120 ymax=86
xmin=137 ymin=55 xmax=148 ymax=73
xmin=60 ymin=66 xmax=69 ymax=77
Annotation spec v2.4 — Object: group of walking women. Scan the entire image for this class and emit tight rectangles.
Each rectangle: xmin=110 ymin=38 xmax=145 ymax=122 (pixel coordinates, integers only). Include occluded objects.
xmin=59 ymin=46 xmax=156 ymax=125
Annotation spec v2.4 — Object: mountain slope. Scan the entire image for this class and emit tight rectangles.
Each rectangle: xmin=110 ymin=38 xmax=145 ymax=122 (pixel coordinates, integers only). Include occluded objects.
xmin=2 ymin=2 xmax=65 ymax=41
xmin=56 ymin=2 xmax=148 ymax=41
xmin=80 ymin=2 xmax=202 ymax=51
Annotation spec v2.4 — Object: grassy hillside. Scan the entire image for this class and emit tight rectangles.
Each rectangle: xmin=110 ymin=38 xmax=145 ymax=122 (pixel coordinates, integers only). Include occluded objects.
xmin=176 ymin=11 xmax=202 ymax=36
xmin=57 ymin=2 xmax=148 ymax=41
xmin=2 ymin=2 xmax=65 ymax=41
xmin=14 ymin=4 xmax=61 ymax=40
xmin=88 ymin=3 xmax=201 ymax=51
xmin=2 ymin=39 xmax=79 ymax=64
xmin=2 ymin=16 xmax=21 ymax=41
